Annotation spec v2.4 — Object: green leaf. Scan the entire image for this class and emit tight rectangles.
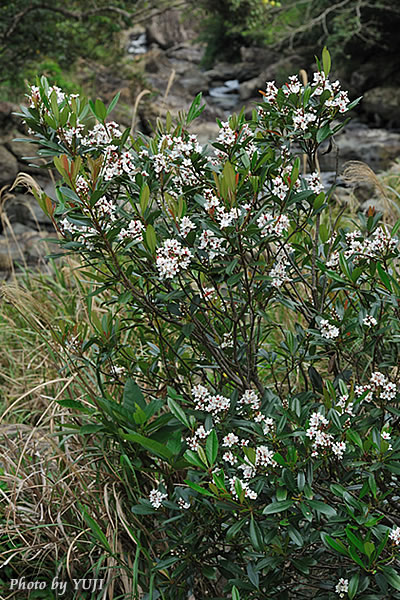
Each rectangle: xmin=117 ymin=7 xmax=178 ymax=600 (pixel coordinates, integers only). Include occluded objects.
xmin=131 ymin=503 xmax=156 ymax=515
xmin=288 ymin=526 xmax=303 ymax=547
xmin=80 ymin=505 xmax=112 ymax=552
xmin=121 ymin=431 xmax=173 ymax=461
xmin=140 ymin=183 xmax=150 ymax=213
xmin=322 ymin=47 xmax=331 ymax=76
xmin=107 ymin=91 xmax=120 ymax=116
xmin=347 ymin=429 xmax=363 ymax=450
xmin=154 ymin=556 xmax=180 ymax=570
xmin=382 ymin=566 xmax=400 ymax=591
xmin=348 ymin=572 xmax=359 ymax=600
xmin=346 ymin=526 xmax=365 ymax=554
xmin=184 ymin=479 xmax=215 ymax=497
xmin=376 ymin=262 xmax=393 ymax=291
xmin=249 ymin=517 xmax=263 ymax=551
xmin=123 ymin=379 xmax=146 ymax=410
xmin=183 ymin=450 xmax=207 ymax=470
xmin=323 ymin=534 xmax=349 ymax=557
xmin=364 ymin=542 xmax=375 ymax=559
xmin=231 ymin=586 xmax=241 ymax=600
xmin=348 ymin=545 xmax=366 ymax=569
xmin=205 ymin=429 xmax=218 ymax=466
xmin=262 ymin=500 xmax=294 ymax=514
xmin=94 ymin=98 xmax=107 ymax=122
xmin=145 ymin=224 xmax=157 ymax=253
xmin=168 ymin=397 xmax=190 ymax=428
xmin=222 ymin=161 xmax=236 ymax=192
xmin=308 ymin=500 xmax=336 ymax=517
xmin=313 ymin=192 xmax=325 ymax=210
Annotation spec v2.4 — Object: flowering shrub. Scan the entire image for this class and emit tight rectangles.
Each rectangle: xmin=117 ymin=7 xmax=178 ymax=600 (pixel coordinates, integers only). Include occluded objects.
xmin=16 ymin=49 xmax=400 ymax=599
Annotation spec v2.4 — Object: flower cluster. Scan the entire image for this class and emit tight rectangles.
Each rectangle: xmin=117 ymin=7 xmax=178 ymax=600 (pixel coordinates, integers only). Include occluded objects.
xmin=389 ymin=526 xmax=400 ymax=546
xmin=228 ymin=476 xmax=258 ymax=500
xmin=306 ymin=412 xmax=346 ymax=458
xmin=198 ymin=229 xmax=225 ymax=259
xmin=355 ymin=371 xmax=397 ymax=403
xmin=191 ymin=384 xmax=230 ymax=416
xmin=186 ymin=425 xmax=210 ymax=451
xmin=344 ymin=227 xmax=398 ymax=262
xmin=363 ymin=314 xmax=377 ymax=327
xmin=118 ymin=219 xmax=145 ymax=243
xmin=320 ymin=319 xmax=340 ymax=339
xmin=156 ymin=239 xmax=193 ymax=279
xmin=149 ymin=489 xmax=168 ymax=509
xmin=257 ymin=212 xmax=290 ymax=238
xmin=335 ymin=578 xmax=349 ymax=598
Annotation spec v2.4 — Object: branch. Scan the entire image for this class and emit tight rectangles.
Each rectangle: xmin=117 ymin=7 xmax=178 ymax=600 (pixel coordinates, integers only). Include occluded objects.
xmin=3 ymin=1 xmax=187 ymax=41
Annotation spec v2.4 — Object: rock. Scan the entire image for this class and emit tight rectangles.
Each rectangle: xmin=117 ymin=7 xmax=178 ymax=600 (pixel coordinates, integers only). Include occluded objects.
xmin=0 ymin=145 xmax=18 ymax=184
xmin=362 ymin=87 xmax=400 ymax=127
xmin=180 ymin=69 xmax=210 ymax=95
xmin=6 ymin=138 xmax=37 ymax=161
xmin=167 ymin=44 xmax=204 ymax=65
xmin=318 ymin=126 xmax=400 ymax=172
xmin=239 ymin=73 xmax=265 ymax=101
xmin=239 ymin=56 xmax=299 ymax=101
xmin=146 ymin=9 xmax=191 ymax=50
xmin=4 ymin=193 xmax=52 ymax=227
xmin=0 ymin=230 xmax=60 ymax=273
xmin=0 ymin=102 xmax=21 ymax=136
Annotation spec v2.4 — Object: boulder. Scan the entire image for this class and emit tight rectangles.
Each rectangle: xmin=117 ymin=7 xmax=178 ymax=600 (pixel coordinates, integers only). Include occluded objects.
xmin=239 ymin=56 xmax=300 ymax=101
xmin=146 ymin=9 xmax=192 ymax=50
xmin=0 ymin=145 xmax=18 ymax=184
xmin=362 ymin=87 xmax=400 ymax=127
xmin=0 ymin=102 xmax=21 ymax=136
xmin=180 ymin=69 xmax=210 ymax=95
xmin=318 ymin=126 xmax=400 ymax=172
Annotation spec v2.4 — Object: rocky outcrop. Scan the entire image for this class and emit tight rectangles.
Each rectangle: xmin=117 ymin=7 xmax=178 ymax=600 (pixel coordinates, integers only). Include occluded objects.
xmin=319 ymin=125 xmax=400 ymax=173
xmin=362 ymin=87 xmax=400 ymax=128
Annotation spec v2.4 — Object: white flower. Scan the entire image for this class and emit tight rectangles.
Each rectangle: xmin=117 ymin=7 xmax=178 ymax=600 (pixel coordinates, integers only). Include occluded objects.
xmin=156 ymin=239 xmax=192 ymax=279
xmin=222 ymin=451 xmax=237 ymax=465
xmin=305 ymin=171 xmax=324 ymax=194
xmin=283 ymin=75 xmax=301 ymax=96
xmin=271 ymin=175 xmax=290 ymax=200
xmin=255 ymin=446 xmax=277 ymax=468
xmin=257 ymin=212 xmax=290 ymax=238
xmin=363 ymin=315 xmax=377 ymax=327
xmin=335 ymin=578 xmax=349 ymax=597
xmin=228 ymin=477 xmax=258 ymax=500
xmin=238 ymin=463 xmax=256 ymax=479
xmin=149 ymin=489 xmax=167 ymax=509
xmin=178 ymin=498 xmax=190 ymax=509
xmin=332 ymin=441 xmax=346 ymax=459
xmin=118 ymin=219 xmax=145 ymax=243
xmin=198 ymin=229 xmax=225 ymax=259
xmin=191 ymin=385 xmax=230 ymax=415
xmin=238 ymin=390 xmax=261 ymax=412
xmin=179 ymin=216 xmax=196 ymax=237
xmin=264 ymin=81 xmax=278 ymax=103
xmin=320 ymin=319 xmax=340 ymax=339
xmin=389 ymin=526 xmax=400 ymax=546
xmin=223 ymin=433 xmax=239 ymax=447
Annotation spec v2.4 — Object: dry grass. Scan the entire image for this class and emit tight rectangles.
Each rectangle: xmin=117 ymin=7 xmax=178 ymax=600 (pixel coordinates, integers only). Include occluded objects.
xmin=0 ymin=260 xmax=151 ymax=599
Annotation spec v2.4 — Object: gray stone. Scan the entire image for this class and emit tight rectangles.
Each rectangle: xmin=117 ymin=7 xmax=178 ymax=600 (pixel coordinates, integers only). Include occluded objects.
xmin=5 ymin=193 xmax=52 ymax=227
xmin=180 ymin=70 xmax=210 ymax=95
xmin=362 ymin=87 xmax=400 ymax=127
xmin=146 ymin=9 xmax=191 ymax=50
xmin=318 ymin=127 xmax=400 ymax=172
xmin=0 ymin=145 xmax=18 ymax=184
